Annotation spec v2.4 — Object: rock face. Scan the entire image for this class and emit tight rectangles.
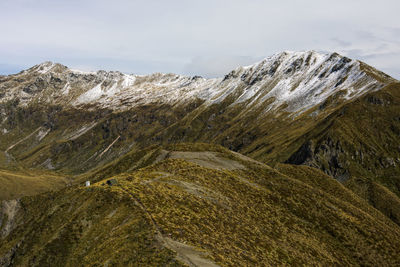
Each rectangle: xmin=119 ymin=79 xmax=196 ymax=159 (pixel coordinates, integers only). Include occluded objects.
xmin=1 ymin=144 xmax=400 ymax=266
xmin=0 ymin=51 xmax=390 ymax=113
xmin=0 ymin=200 xmax=20 ymax=238
xmin=0 ymin=200 xmax=21 ymax=265
xmin=1 ymin=51 xmax=400 ymax=266
xmin=0 ymin=50 xmax=400 ymax=228
xmin=286 ymin=138 xmax=350 ymax=182
xmin=0 ymin=52 xmax=396 ymax=176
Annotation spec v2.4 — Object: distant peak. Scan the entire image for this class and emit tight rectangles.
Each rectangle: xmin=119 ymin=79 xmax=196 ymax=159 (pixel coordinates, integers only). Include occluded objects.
xmin=266 ymin=50 xmax=351 ymax=63
xmin=37 ymin=61 xmax=54 ymax=66
xmin=32 ymin=61 xmax=67 ymax=74
xmin=236 ymin=50 xmax=348 ymax=77
xmin=271 ymin=50 xmax=325 ymax=58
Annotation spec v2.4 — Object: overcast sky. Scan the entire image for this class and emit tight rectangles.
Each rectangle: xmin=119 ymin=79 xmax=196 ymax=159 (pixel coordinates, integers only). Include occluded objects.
xmin=1 ymin=0 xmax=399 ymax=78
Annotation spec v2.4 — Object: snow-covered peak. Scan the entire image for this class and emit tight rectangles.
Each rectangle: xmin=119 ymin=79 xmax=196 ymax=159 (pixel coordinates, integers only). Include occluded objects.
xmin=228 ymin=50 xmax=350 ymax=80
xmin=0 ymin=51 xmax=392 ymax=116
xmin=212 ymin=50 xmax=385 ymax=114
xmin=31 ymin=61 xmax=67 ymax=74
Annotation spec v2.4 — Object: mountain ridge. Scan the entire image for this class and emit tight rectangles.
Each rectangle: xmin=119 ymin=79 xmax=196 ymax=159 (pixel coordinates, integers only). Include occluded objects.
xmin=0 ymin=50 xmax=398 ymax=188
xmin=1 ymin=50 xmax=400 ymax=265
xmin=2 ymin=143 xmax=400 ymax=266
xmin=2 ymin=51 xmax=395 ymax=115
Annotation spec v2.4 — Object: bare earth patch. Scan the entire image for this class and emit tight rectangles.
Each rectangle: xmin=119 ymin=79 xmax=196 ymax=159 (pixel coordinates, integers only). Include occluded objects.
xmin=163 ymin=237 xmax=220 ymax=267
xmin=168 ymin=151 xmax=245 ymax=170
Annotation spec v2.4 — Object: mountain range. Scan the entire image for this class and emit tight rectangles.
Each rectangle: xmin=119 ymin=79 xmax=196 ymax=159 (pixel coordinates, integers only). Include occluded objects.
xmin=1 ymin=50 xmax=400 ymax=266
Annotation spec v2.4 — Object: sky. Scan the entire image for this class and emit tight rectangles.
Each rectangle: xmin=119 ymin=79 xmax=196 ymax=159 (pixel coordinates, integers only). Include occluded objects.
xmin=1 ymin=0 xmax=400 ymax=79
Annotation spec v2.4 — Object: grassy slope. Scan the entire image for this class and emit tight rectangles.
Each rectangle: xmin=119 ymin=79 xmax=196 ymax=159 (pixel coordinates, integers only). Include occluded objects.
xmin=281 ymin=82 xmax=400 ymax=224
xmin=1 ymin=72 xmax=400 ymax=248
xmin=1 ymin=144 xmax=400 ymax=266
xmin=0 ymin=187 xmax=181 ymax=266
xmin=3 ymin=82 xmax=400 ymax=226
xmin=0 ymin=168 xmax=68 ymax=200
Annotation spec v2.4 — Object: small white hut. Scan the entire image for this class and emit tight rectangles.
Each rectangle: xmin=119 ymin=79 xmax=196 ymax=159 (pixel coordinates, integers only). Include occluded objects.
xmin=85 ymin=181 xmax=90 ymax=187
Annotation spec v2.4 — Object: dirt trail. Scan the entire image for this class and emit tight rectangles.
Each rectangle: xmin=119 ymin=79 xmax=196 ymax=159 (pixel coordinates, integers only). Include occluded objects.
xmin=118 ymin=185 xmax=219 ymax=267
xmin=163 ymin=238 xmax=219 ymax=267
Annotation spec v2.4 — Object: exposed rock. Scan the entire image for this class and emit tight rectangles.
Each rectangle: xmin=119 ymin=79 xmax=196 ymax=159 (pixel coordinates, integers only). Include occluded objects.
xmin=367 ymin=95 xmax=384 ymax=105
xmin=1 ymin=199 xmax=20 ymax=238
xmin=106 ymin=179 xmax=118 ymax=186
xmin=287 ymin=137 xmax=350 ymax=182
xmin=0 ymin=241 xmax=20 ymax=266
xmin=286 ymin=140 xmax=315 ymax=165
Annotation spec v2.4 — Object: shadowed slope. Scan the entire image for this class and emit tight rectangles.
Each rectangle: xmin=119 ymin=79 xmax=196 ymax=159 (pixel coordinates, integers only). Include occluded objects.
xmin=1 ymin=144 xmax=400 ymax=266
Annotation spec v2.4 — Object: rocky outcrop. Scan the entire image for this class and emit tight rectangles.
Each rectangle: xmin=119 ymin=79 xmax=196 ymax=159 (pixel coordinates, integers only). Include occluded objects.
xmin=0 ymin=200 xmax=20 ymax=238
xmin=286 ymin=138 xmax=350 ymax=182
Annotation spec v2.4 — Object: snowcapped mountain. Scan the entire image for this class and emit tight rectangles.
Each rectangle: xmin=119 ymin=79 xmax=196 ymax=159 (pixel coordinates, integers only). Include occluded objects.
xmin=1 ymin=51 xmax=394 ymax=115
xmin=0 ymin=50 xmax=399 ymax=198
xmin=2 ymin=51 xmax=400 ymax=266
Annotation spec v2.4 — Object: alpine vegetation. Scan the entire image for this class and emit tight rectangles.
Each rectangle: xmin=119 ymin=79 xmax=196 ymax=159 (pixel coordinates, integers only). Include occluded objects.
xmin=1 ymin=51 xmax=400 ymax=266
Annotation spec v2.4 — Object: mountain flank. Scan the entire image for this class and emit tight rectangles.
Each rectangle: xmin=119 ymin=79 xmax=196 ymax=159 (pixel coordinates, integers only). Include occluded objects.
xmin=1 ymin=51 xmax=400 ymax=265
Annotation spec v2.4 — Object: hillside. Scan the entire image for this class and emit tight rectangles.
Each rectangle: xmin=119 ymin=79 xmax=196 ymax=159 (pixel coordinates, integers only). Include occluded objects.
xmin=1 ymin=144 xmax=400 ymax=266
xmin=1 ymin=51 xmax=400 ymax=265
xmin=0 ymin=51 xmax=394 ymax=175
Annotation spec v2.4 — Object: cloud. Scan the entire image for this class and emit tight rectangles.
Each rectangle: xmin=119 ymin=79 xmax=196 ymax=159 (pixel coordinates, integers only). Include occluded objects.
xmin=330 ymin=38 xmax=352 ymax=48
xmin=183 ymin=56 xmax=261 ymax=78
xmin=0 ymin=0 xmax=399 ymax=79
xmin=341 ymin=47 xmax=400 ymax=79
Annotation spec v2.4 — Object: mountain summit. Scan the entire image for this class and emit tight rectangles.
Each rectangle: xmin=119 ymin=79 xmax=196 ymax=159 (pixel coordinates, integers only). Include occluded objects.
xmin=1 ymin=51 xmax=400 ymax=266
xmin=1 ymin=51 xmax=395 ymax=114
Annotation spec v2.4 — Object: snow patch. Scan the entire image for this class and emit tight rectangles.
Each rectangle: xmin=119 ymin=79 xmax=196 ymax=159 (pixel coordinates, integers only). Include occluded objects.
xmin=75 ymin=83 xmax=104 ymax=104
xmin=42 ymin=158 xmax=55 ymax=170
xmin=70 ymin=69 xmax=96 ymax=75
xmin=67 ymin=122 xmax=98 ymax=140
xmin=37 ymin=62 xmax=55 ymax=74
xmin=3 ymin=51 xmax=388 ymax=117
xmin=122 ymin=75 xmax=136 ymax=87
xmin=37 ymin=128 xmax=51 ymax=141
xmin=62 ymin=82 xmax=70 ymax=95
